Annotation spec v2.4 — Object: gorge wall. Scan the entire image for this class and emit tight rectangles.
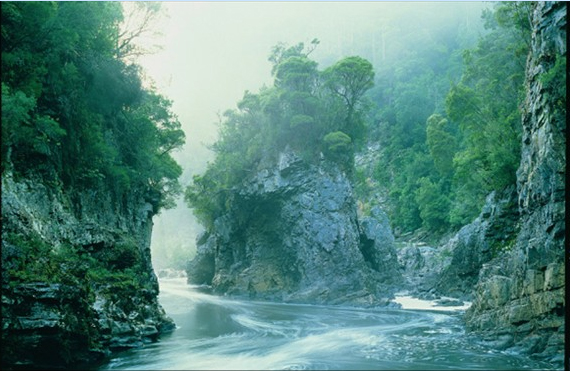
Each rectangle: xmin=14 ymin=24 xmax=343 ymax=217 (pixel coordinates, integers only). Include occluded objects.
xmin=1 ymin=172 xmax=175 ymax=369
xmin=187 ymin=149 xmax=402 ymax=306
xmin=463 ymin=2 xmax=566 ymax=364
xmin=403 ymin=1 xmax=567 ymax=364
xmin=396 ymin=186 xmax=520 ymax=303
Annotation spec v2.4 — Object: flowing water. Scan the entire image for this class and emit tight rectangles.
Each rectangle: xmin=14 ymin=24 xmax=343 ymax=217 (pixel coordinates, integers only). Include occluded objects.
xmin=98 ymin=277 xmax=554 ymax=370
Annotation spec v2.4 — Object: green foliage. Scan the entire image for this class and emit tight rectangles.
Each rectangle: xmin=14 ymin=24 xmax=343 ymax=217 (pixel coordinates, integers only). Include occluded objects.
xmin=415 ymin=177 xmax=450 ymax=232
xmin=539 ymin=54 xmax=566 ymax=122
xmin=290 ymin=114 xmax=315 ymax=129
xmin=1 ymin=83 xmax=66 ymax=174
xmin=1 ymin=1 xmax=185 ymax=213
xmin=185 ymin=42 xmax=375 ymax=228
xmin=185 ymin=173 xmax=225 ymax=230
xmin=3 ymin=232 xmax=55 ymax=285
xmin=324 ymin=131 xmax=352 ymax=153
xmin=323 ymin=131 xmax=354 ymax=172
xmin=387 ymin=149 xmax=435 ymax=232
xmin=2 ymin=229 xmax=147 ymax=293
xmin=322 ymin=56 xmax=374 ymax=144
xmin=426 ymin=114 xmax=457 ymax=178
xmin=367 ymin=7 xmax=475 ymax=234
xmin=268 ymin=39 xmax=319 ymax=76
xmin=275 ymin=56 xmax=319 ymax=93
xmin=95 ymin=239 xmax=141 ymax=271
xmin=442 ymin=1 xmax=530 ymax=226
xmin=369 ymin=2 xmax=532 ymax=236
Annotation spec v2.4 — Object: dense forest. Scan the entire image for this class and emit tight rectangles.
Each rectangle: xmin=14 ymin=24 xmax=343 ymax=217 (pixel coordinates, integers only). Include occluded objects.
xmin=1 ymin=0 xmax=184 ymax=337
xmin=364 ymin=1 xmax=537 ymax=235
xmin=2 ymin=1 xmax=185 ymax=212
xmin=185 ymin=2 xmax=563 ymax=243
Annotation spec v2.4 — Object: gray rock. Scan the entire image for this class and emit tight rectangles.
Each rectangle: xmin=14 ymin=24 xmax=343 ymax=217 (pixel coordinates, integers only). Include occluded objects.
xmin=187 ymin=152 xmax=401 ymax=305
xmin=1 ymin=169 xmax=175 ymax=369
xmin=433 ymin=187 xmax=519 ymax=301
xmin=359 ymin=207 xmax=401 ymax=283
xmin=464 ymin=2 xmax=565 ymax=364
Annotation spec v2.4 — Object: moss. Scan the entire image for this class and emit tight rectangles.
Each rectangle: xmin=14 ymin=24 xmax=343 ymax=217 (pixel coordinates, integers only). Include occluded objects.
xmin=93 ymin=238 xmax=141 ymax=271
xmin=3 ymin=229 xmax=148 ymax=305
xmin=3 ymin=231 xmax=55 ymax=285
xmin=490 ymin=233 xmax=517 ymax=258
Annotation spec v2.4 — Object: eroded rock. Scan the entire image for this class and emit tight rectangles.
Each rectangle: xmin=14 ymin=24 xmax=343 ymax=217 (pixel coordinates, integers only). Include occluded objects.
xmin=1 ymin=172 xmax=175 ymax=369
xmin=464 ymin=2 xmax=566 ymax=365
xmin=187 ymin=150 xmax=401 ymax=305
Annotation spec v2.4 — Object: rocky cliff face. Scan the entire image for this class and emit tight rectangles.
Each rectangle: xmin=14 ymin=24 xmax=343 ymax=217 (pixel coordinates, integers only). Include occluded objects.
xmin=395 ymin=3 xmax=565 ymax=365
xmin=434 ymin=187 xmax=520 ymax=300
xmin=396 ymin=186 xmax=519 ymax=302
xmin=462 ymin=2 xmax=565 ymax=364
xmin=1 ymin=172 xmax=175 ymax=369
xmin=187 ymin=149 xmax=402 ymax=306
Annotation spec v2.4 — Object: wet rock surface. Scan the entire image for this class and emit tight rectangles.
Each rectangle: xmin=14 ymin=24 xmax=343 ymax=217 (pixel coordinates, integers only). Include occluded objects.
xmin=395 ymin=4 xmax=565 ymax=366
xmin=463 ymin=2 xmax=565 ymax=365
xmin=1 ymin=172 xmax=175 ymax=369
xmin=187 ymin=150 xmax=402 ymax=306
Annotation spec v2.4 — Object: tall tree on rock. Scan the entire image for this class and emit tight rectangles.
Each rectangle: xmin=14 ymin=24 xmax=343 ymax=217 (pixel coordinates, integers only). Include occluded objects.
xmin=323 ymin=56 xmax=374 ymax=142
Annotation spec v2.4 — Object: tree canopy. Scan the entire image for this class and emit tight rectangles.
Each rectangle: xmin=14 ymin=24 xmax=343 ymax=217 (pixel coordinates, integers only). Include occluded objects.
xmin=363 ymin=1 xmax=533 ymax=234
xmin=185 ymin=41 xmax=375 ymax=229
xmin=1 ymin=1 xmax=185 ymax=213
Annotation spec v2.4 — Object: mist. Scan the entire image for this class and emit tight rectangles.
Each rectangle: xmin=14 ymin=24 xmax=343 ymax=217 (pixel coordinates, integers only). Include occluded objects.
xmin=133 ymin=1 xmax=489 ymax=270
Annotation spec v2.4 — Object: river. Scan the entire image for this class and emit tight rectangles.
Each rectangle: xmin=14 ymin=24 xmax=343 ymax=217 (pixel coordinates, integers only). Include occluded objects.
xmin=98 ymin=277 xmax=554 ymax=370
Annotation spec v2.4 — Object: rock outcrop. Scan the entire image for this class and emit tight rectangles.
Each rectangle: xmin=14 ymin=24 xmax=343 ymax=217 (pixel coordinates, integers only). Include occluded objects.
xmin=433 ymin=187 xmax=520 ymax=300
xmin=396 ymin=187 xmax=519 ymax=302
xmin=463 ymin=2 xmax=566 ymax=365
xmin=187 ymin=149 xmax=402 ymax=306
xmin=395 ymin=3 xmax=565 ymax=365
xmin=1 ymin=172 xmax=175 ymax=369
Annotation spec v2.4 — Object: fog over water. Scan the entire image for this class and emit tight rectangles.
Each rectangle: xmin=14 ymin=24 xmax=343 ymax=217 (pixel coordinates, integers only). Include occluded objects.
xmin=134 ymin=2 xmax=488 ymax=269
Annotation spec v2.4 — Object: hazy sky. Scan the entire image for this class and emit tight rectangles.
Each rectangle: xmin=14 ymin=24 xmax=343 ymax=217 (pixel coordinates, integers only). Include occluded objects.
xmin=135 ymin=1 xmax=488 ymax=268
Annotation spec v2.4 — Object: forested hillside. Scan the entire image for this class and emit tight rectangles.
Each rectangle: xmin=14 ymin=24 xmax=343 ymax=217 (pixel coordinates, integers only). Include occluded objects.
xmin=1 ymin=2 xmax=184 ymax=210
xmin=361 ymin=2 xmax=538 ymax=236
xmin=185 ymin=2 xmax=540 ymax=242
xmin=1 ymin=2 xmax=184 ymax=368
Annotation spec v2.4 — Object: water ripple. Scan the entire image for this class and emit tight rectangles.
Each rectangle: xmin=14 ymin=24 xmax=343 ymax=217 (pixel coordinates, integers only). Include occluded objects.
xmin=98 ymin=279 xmax=558 ymax=370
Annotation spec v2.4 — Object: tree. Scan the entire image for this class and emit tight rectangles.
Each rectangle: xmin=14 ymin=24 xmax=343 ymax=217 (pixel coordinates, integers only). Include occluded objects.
xmin=445 ymin=1 xmax=530 ymax=200
xmin=116 ymin=2 xmax=164 ymax=60
xmin=369 ymin=2 xmax=532 ymax=235
xmin=323 ymin=131 xmax=353 ymax=172
xmin=426 ymin=114 xmax=457 ymax=178
xmin=185 ymin=42 xmax=375 ymax=228
xmin=415 ymin=177 xmax=450 ymax=232
xmin=274 ymin=56 xmax=319 ymax=94
xmin=268 ymin=39 xmax=319 ymax=76
xmin=1 ymin=1 xmax=185 ymax=213
xmin=322 ymin=56 xmax=374 ymax=139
